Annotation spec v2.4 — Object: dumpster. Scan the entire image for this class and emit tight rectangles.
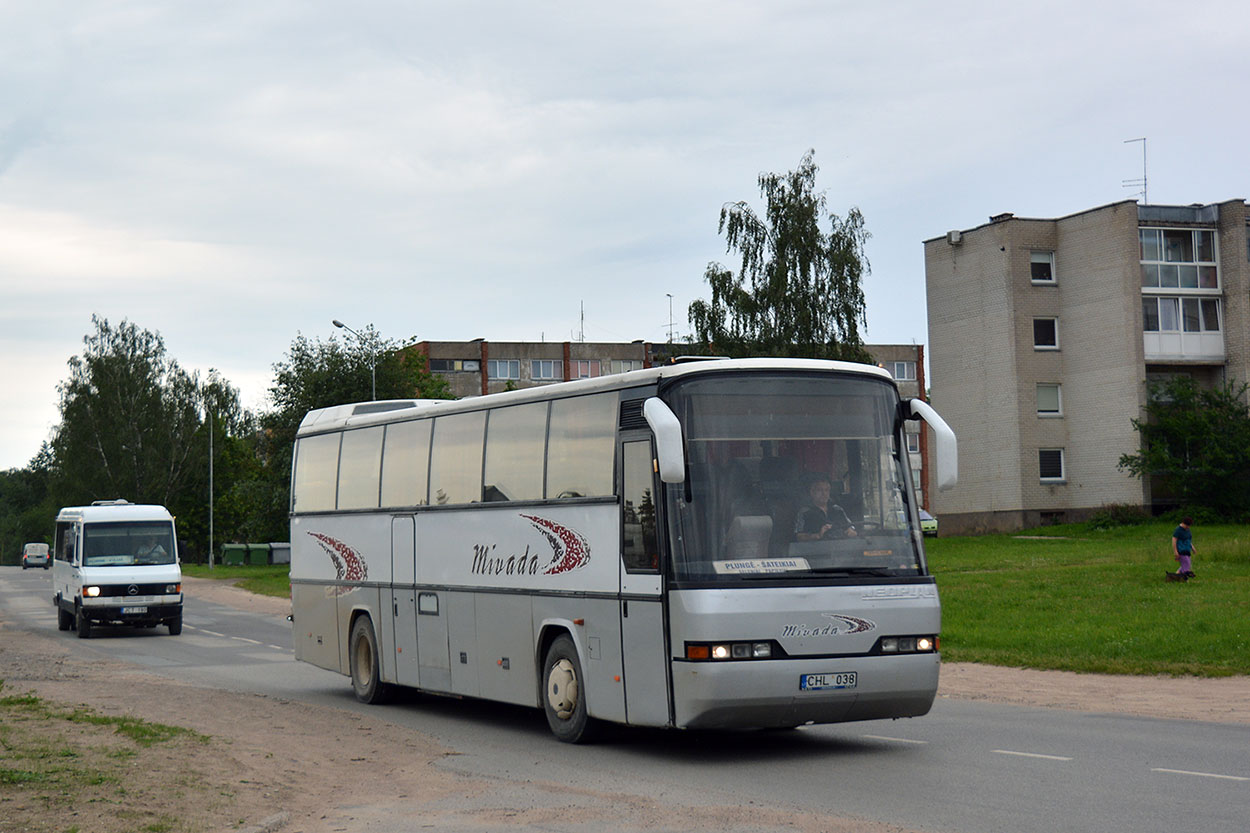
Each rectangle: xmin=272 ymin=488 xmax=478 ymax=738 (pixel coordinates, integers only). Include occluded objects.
xmin=221 ymin=544 xmax=247 ymax=566
xmin=269 ymin=542 xmax=291 ymax=564
xmin=246 ymin=543 xmax=271 ymax=565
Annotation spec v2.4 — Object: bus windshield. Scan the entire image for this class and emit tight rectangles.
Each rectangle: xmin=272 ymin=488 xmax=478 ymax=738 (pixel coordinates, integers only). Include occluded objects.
xmin=82 ymin=522 xmax=176 ymax=567
xmin=663 ymin=373 xmax=922 ymax=583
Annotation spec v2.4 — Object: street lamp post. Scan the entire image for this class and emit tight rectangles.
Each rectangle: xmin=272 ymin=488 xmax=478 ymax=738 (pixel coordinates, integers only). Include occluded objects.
xmin=332 ymin=319 xmax=376 ymax=400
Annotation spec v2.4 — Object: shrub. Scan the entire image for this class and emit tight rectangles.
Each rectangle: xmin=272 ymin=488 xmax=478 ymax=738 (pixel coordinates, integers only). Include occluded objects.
xmin=1086 ymin=504 xmax=1151 ymax=530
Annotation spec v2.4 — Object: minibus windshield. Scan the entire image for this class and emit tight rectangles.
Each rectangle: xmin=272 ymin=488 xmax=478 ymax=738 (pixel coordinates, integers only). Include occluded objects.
xmin=82 ymin=522 xmax=176 ymax=567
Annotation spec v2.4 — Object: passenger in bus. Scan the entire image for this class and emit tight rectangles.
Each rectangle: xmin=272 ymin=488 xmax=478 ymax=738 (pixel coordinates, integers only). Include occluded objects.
xmin=794 ymin=477 xmax=857 ymax=541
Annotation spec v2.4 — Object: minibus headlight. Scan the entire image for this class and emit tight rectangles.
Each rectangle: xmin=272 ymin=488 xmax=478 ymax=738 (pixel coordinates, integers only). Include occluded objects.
xmin=165 ymin=583 xmax=181 ymax=594
xmin=84 ymin=586 xmax=101 ymax=598
xmin=711 ymin=644 xmax=731 ymax=660
xmin=916 ymin=637 xmax=934 ymax=652
xmin=752 ymin=642 xmax=772 ymax=658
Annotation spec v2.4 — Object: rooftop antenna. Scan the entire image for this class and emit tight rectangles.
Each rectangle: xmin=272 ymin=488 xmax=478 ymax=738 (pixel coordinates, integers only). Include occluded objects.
xmin=1123 ymin=137 xmax=1147 ymax=204
xmin=666 ymin=293 xmax=674 ymax=343
xmin=579 ymin=301 xmax=585 ymax=343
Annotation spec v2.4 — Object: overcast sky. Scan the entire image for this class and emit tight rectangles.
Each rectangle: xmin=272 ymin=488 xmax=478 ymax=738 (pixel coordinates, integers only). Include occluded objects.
xmin=2 ymin=0 xmax=1248 ymax=470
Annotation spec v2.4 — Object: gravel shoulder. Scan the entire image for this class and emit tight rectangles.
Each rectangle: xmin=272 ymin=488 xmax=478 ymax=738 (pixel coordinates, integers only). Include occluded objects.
xmin=1 ymin=577 xmax=1246 ymax=833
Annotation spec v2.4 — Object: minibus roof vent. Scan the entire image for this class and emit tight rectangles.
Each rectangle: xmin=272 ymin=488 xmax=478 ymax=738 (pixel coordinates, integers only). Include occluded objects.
xmin=90 ymin=499 xmax=132 ymax=506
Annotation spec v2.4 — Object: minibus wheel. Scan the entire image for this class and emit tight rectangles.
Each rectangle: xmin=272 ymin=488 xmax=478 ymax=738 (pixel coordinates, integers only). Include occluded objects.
xmin=56 ymin=597 xmax=72 ymax=631
xmin=349 ymin=616 xmax=392 ymax=704
xmin=543 ymin=635 xmax=598 ymax=743
xmin=75 ymin=604 xmax=93 ymax=639
xmin=167 ymin=614 xmax=182 ymax=635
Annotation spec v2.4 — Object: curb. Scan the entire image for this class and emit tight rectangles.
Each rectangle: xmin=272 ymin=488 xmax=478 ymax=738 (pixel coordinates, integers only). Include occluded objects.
xmin=230 ymin=811 xmax=289 ymax=833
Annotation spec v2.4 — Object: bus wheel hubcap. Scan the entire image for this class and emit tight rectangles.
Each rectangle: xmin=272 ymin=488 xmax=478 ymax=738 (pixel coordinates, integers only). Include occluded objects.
xmin=547 ymin=658 xmax=578 ymax=719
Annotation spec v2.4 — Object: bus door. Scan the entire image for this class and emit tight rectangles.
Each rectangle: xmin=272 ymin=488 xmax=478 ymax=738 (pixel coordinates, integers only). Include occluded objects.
xmin=390 ymin=516 xmax=420 ymax=687
xmin=619 ymin=439 xmax=671 ymax=727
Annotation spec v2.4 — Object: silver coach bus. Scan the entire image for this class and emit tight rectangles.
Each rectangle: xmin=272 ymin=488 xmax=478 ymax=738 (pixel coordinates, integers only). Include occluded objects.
xmin=288 ymin=358 xmax=956 ymax=742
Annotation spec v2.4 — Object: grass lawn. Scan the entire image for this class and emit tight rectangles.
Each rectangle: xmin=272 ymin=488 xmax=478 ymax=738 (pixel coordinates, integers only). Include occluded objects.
xmin=181 ymin=564 xmax=290 ymax=598
xmin=928 ymin=520 xmax=1250 ymax=677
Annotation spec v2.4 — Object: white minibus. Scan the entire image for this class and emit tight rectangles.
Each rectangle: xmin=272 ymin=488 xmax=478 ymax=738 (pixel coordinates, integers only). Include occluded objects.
xmin=52 ymin=500 xmax=183 ymax=638
xmin=289 ymin=359 xmax=956 ymax=741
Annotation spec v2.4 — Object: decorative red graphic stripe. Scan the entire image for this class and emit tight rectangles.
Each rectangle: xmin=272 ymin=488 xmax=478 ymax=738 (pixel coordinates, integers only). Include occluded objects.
xmin=520 ymin=514 xmax=591 ymax=575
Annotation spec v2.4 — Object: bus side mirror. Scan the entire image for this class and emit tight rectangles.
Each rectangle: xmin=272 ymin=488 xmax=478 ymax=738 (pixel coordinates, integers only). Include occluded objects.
xmin=906 ymin=399 xmax=958 ymax=491
xmin=643 ymin=398 xmax=686 ymax=484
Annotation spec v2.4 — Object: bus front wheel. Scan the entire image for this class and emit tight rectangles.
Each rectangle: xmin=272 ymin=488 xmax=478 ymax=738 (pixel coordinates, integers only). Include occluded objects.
xmin=543 ymin=635 xmax=598 ymax=743
xmin=349 ymin=617 xmax=392 ymax=704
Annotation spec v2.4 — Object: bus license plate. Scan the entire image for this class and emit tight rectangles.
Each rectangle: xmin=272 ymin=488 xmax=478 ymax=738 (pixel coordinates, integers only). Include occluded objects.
xmin=121 ymin=606 xmax=148 ymax=615
xmin=801 ymin=672 xmax=857 ymax=691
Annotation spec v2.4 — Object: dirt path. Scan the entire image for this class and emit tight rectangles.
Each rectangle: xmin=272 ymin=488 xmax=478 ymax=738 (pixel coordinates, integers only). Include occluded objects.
xmin=1 ymin=577 xmax=1246 ymax=833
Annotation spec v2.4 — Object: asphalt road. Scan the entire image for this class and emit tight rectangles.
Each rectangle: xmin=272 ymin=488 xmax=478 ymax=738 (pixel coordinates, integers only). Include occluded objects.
xmin=3 ymin=567 xmax=1247 ymax=833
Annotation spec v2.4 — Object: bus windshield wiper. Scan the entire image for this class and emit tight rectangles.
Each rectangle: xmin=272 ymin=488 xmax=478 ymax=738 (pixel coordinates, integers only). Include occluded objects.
xmin=739 ymin=566 xmax=898 ymax=579
xmin=807 ymin=566 xmax=897 ymax=577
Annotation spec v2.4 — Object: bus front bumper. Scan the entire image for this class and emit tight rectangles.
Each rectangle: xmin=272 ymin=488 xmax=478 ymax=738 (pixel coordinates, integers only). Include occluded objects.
xmin=671 ymin=653 xmax=940 ymax=730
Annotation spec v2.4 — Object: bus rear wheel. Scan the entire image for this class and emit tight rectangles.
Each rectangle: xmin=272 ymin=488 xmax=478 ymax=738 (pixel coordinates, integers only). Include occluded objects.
xmin=349 ymin=617 xmax=392 ymax=704
xmin=543 ymin=635 xmax=598 ymax=743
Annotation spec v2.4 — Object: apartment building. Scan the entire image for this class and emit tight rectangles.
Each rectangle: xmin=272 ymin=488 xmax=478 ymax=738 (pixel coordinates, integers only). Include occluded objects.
xmin=409 ymin=339 xmax=931 ymax=508
xmin=924 ymin=199 xmax=1250 ymax=533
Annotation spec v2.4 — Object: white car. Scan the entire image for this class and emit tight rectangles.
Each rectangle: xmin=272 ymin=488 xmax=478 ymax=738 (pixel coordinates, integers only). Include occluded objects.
xmin=22 ymin=543 xmax=50 ymax=569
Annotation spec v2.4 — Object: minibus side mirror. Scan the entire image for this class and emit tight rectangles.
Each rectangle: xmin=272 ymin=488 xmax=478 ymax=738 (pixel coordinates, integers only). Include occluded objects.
xmin=643 ymin=398 xmax=686 ymax=484
xmin=906 ymin=399 xmax=958 ymax=491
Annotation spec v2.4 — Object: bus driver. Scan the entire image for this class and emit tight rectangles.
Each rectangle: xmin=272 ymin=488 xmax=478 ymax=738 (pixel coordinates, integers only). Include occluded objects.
xmin=794 ymin=476 xmax=857 ymax=541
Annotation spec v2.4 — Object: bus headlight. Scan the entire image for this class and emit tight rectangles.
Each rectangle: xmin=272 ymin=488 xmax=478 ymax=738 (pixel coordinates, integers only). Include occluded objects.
xmin=165 ymin=583 xmax=181 ymax=594
xmin=84 ymin=586 xmax=101 ymax=598
xmin=879 ymin=635 xmax=938 ymax=654
xmin=686 ymin=641 xmax=779 ymax=661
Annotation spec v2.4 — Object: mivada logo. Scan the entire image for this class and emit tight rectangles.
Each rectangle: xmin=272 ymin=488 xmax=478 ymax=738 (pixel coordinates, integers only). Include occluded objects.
xmin=470 ymin=515 xmax=592 ymax=577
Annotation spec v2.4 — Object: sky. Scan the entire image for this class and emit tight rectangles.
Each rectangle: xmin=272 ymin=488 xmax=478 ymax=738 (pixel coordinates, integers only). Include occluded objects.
xmin=2 ymin=0 xmax=1249 ymax=471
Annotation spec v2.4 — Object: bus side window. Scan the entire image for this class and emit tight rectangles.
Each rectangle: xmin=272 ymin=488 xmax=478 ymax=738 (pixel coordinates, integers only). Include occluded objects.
xmin=621 ymin=441 xmax=659 ymax=572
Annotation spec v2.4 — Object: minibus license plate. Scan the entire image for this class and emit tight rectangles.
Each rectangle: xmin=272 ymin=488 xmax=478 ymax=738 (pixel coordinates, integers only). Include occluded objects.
xmin=121 ymin=606 xmax=148 ymax=615
xmin=801 ymin=672 xmax=857 ymax=691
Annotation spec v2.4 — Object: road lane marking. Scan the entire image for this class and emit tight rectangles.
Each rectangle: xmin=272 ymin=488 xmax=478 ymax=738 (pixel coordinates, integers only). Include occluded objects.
xmin=862 ymin=734 xmax=929 ymax=745
xmin=1152 ymin=768 xmax=1248 ymax=782
xmin=232 ymin=637 xmax=263 ymax=645
xmin=993 ymin=749 xmax=1073 ymax=761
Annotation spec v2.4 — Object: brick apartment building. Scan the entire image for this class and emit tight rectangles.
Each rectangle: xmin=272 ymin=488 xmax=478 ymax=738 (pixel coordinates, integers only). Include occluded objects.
xmin=925 ymin=199 xmax=1250 ymax=533
xmin=409 ymin=339 xmax=932 ymax=508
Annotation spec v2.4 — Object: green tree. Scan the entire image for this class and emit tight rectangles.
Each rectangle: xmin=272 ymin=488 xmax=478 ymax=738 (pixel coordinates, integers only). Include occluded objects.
xmin=47 ymin=317 xmax=250 ymax=559
xmin=0 ymin=464 xmax=54 ymax=565
xmin=1118 ymin=376 xmax=1250 ymax=518
xmin=50 ymin=317 xmax=236 ymax=506
xmin=688 ymin=150 xmax=872 ymax=362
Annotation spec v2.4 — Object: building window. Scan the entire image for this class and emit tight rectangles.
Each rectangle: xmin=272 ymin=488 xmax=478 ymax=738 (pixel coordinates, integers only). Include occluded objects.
xmin=487 ymin=359 xmax=520 ymax=380
xmin=889 ymin=361 xmax=916 ymax=381
xmin=1140 ymin=227 xmax=1218 ymax=289
xmin=906 ymin=432 xmax=920 ymax=453
xmin=1037 ymin=383 xmax=1062 ymax=416
xmin=1142 ymin=297 xmax=1220 ymax=332
xmin=428 ymin=359 xmax=479 ymax=373
xmin=570 ymin=359 xmax=601 ymax=379
xmin=1033 ymin=318 xmax=1059 ymax=350
xmin=1039 ymin=449 xmax=1065 ymax=482
xmin=531 ymin=359 xmax=562 ymax=381
xmin=1030 ymin=251 xmax=1055 ymax=283
xmin=610 ymin=360 xmax=644 ymax=374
